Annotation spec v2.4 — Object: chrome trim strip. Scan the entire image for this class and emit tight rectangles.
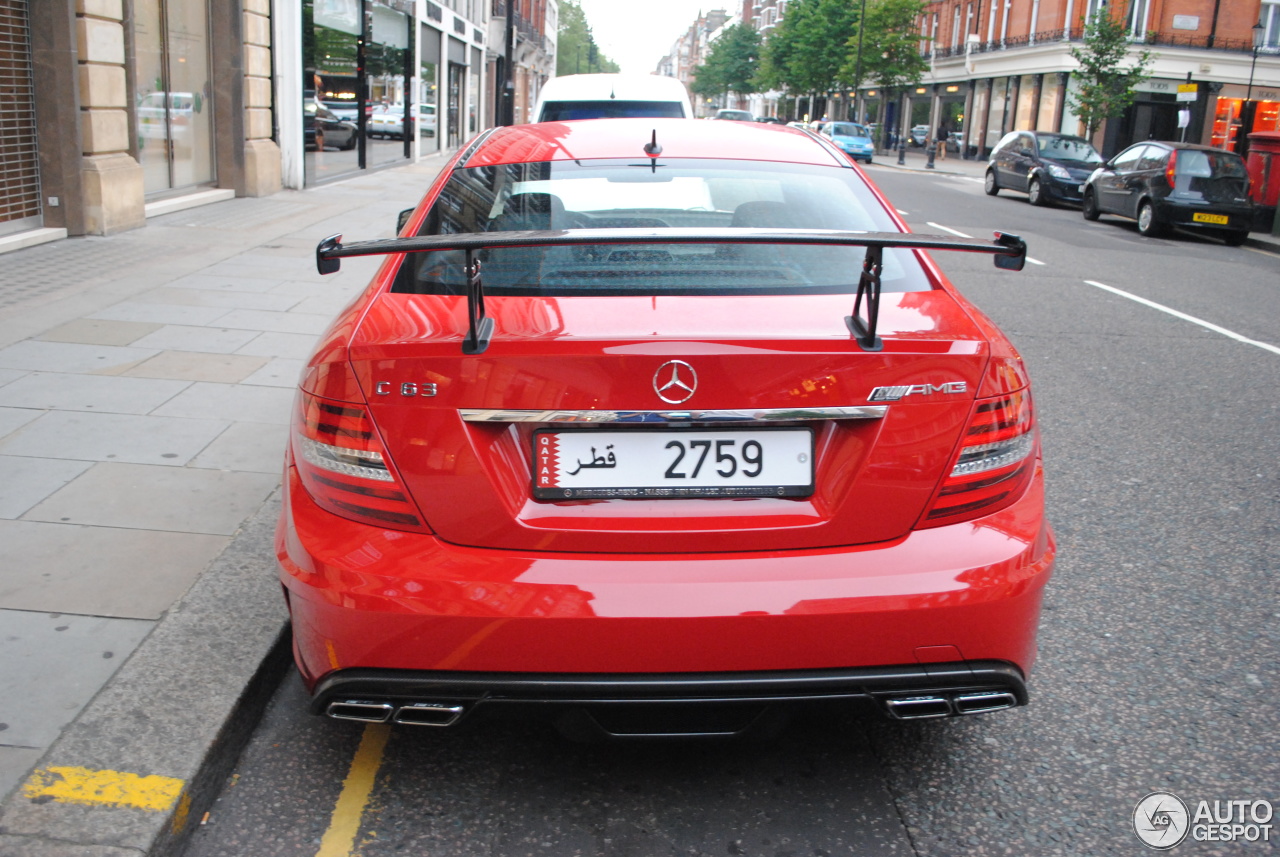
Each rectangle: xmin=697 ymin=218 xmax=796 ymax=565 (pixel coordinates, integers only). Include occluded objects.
xmin=459 ymin=406 xmax=887 ymax=424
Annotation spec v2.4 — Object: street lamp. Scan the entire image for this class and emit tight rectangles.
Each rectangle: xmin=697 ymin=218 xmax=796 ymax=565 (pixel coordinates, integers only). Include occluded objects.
xmin=1239 ymin=22 xmax=1265 ymax=155
xmin=1247 ymin=21 xmax=1264 ymax=103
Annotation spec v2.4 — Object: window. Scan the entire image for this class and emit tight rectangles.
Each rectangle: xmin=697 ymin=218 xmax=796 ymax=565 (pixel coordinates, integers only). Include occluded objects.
xmin=1111 ymin=145 xmax=1147 ymax=170
xmin=1126 ymin=0 xmax=1150 ymax=39
xmin=1264 ymin=0 xmax=1280 ymax=49
xmin=393 ymin=159 xmax=931 ymax=297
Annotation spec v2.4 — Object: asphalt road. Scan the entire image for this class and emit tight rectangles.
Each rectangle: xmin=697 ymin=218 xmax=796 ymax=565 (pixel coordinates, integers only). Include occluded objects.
xmin=183 ymin=167 xmax=1280 ymax=857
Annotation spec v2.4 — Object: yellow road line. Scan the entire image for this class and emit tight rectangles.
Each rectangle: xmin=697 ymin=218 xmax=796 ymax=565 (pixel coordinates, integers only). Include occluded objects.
xmin=315 ymin=724 xmax=392 ymax=857
xmin=22 ymin=766 xmax=184 ymax=811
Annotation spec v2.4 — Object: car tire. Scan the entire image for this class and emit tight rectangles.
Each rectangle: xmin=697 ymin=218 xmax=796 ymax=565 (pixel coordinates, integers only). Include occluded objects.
xmin=1223 ymin=230 xmax=1249 ymax=247
xmin=1027 ymin=177 xmax=1047 ymax=207
xmin=984 ymin=170 xmax=999 ymax=196
xmin=1137 ymin=201 xmax=1165 ymax=237
xmin=340 ymin=135 xmax=357 ymax=151
xmin=864 ymin=157 xmax=873 ymax=165
xmin=1082 ymin=189 xmax=1100 ymax=221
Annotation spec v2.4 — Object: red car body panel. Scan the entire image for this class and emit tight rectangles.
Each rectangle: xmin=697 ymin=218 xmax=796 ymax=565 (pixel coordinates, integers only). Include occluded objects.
xmin=278 ymin=118 xmax=1054 ymax=729
xmin=280 ymin=463 xmax=1052 ymax=678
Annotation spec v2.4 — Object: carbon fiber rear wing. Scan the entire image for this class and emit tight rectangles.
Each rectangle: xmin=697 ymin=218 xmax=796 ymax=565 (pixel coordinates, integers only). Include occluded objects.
xmin=315 ymin=228 xmax=1027 ymax=354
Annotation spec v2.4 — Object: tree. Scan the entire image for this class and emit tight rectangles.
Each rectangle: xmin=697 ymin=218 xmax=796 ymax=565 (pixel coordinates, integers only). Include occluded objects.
xmin=843 ymin=0 xmax=929 ymax=94
xmin=842 ymin=0 xmax=928 ymax=145
xmin=556 ymin=0 xmax=619 ymax=77
xmin=1067 ymin=3 xmax=1153 ymax=139
xmin=691 ymin=23 xmax=763 ymax=101
xmin=759 ymin=0 xmax=858 ymax=99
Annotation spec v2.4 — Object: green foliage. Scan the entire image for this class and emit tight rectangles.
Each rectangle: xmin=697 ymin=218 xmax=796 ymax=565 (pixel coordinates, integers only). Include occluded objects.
xmin=760 ymin=0 xmax=859 ymax=94
xmin=556 ymin=0 xmax=620 ymax=77
xmin=1067 ymin=4 xmax=1154 ymax=138
xmin=843 ymin=0 xmax=929 ymax=92
xmin=691 ymin=23 xmax=763 ymax=98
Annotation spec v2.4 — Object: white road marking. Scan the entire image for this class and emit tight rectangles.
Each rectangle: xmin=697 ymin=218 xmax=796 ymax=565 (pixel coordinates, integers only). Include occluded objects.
xmin=1083 ymin=280 xmax=1280 ymax=356
xmin=926 ymin=222 xmax=973 ymax=238
xmin=1026 ymin=257 xmax=1046 ymax=266
xmin=896 ymin=209 xmax=909 ymax=215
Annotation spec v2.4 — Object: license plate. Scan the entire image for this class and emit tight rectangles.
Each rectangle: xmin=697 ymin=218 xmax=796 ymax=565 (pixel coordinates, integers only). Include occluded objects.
xmin=1193 ymin=212 xmax=1229 ymax=225
xmin=533 ymin=429 xmax=814 ymax=499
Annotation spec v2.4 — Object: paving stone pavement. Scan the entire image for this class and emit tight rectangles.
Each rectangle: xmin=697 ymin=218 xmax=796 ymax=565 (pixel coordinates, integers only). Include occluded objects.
xmin=0 ymin=152 xmax=453 ymax=845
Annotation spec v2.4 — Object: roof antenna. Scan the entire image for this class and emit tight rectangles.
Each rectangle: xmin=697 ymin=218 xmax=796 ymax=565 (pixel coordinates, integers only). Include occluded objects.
xmin=643 ymin=129 xmax=662 ymax=156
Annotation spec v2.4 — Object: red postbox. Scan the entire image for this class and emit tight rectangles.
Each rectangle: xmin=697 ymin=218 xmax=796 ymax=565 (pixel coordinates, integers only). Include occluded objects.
xmin=1246 ymin=131 xmax=1280 ymax=234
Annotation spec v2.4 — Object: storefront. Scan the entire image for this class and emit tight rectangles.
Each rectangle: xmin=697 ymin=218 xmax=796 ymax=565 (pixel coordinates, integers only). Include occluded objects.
xmin=1210 ymin=84 xmax=1280 ymax=154
xmin=303 ymin=0 xmax=412 ymax=186
xmin=0 ymin=0 xmax=40 ymax=238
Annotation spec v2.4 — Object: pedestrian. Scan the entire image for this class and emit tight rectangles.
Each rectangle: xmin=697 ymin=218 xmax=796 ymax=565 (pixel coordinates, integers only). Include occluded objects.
xmin=936 ymin=123 xmax=948 ymax=161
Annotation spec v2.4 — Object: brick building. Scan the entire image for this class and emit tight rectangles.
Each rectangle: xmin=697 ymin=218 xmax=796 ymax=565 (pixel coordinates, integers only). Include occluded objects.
xmin=909 ymin=0 xmax=1280 ymax=158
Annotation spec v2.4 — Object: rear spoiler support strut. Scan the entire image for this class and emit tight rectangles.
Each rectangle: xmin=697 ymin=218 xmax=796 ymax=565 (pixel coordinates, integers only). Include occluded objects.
xmin=315 ymin=228 xmax=1028 ymax=355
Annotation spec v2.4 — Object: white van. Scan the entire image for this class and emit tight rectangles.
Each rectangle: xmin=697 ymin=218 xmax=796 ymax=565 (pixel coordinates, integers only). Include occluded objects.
xmin=532 ymin=74 xmax=693 ymax=123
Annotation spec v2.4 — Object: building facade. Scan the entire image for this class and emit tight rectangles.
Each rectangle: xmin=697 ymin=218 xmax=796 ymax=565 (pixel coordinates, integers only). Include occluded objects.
xmin=910 ymin=0 xmax=1280 ymax=158
xmin=4 ymin=0 xmax=557 ymax=252
xmin=4 ymin=0 xmax=281 ymax=250
xmin=656 ymin=8 xmax=729 ymax=117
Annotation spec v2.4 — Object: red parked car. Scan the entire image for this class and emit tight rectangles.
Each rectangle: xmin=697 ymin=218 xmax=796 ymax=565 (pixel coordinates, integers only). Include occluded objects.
xmin=277 ymin=118 xmax=1054 ymax=739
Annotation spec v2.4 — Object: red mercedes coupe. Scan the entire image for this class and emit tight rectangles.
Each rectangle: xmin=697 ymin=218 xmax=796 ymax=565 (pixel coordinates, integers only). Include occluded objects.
xmin=276 ymin=118 xmax=1054 ymax=738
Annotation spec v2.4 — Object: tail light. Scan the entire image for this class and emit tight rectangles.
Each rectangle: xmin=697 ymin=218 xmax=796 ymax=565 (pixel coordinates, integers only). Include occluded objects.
xmin=1165 ymin=149 xmax=1177 ymax=187
xmin=921 ymin=390 xmax=1037 ymax=528
xmin=292 ymin=391 xmax=430 ymax=532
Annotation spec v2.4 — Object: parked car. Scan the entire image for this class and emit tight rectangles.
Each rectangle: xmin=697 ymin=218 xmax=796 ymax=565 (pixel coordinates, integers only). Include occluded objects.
xmin=785 ymin=120 xmax=810 ymax=130
xmin=284 ymin=117 xmax=1053 ymax=739
xmin=321 ymin=99 xmax=363 ymax=123
xmin=1082 ymin=141 xmax=1253 ymax=245
xmin=417 ymin=103 xmax=437 ymax=138
xmin=755 ymin=116 xmax=785 ymax=124
xmin=532 ymin=73 xmax=693 ymax=122
xmin=820 ymin=121 xmax=875 ymax=164
xmin=136 ymin=91 xmax=195 ymax=140
xmin=910 ymin=124 xmax=929 ymax=146
xmin=304 ymin=100 xmax=357 ymax=151
xmin=714 ymin=108 xmax=755 ymax=122
xmin=984 ymin=131 xmax=1103 ymax=206
xmin=369 ymin=104 xmax=409 ymax=139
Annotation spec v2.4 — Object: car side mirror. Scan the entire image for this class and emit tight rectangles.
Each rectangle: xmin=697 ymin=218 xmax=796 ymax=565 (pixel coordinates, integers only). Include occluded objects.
xmin=397 ymin=208 xmax=415 ymax=235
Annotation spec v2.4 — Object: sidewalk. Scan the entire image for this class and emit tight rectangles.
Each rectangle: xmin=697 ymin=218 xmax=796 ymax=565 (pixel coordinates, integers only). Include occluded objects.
xmin=866 ymin=144 xmax=988 ymax=179
xmin=0 ymin=152 xmax=452 ymax=856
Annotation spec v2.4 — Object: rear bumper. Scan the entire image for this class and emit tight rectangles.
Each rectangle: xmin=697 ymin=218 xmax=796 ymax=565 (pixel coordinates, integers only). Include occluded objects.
xmin=279 ymin=462 xmax=1054 ymax=690
xmin=312 ymin=661 xmax=1028 ymax=736
xmin=1156 ymin=199 xmax=1253 ymax=232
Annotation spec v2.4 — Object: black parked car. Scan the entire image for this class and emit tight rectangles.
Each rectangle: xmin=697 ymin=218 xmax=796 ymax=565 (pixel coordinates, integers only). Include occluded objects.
xmin=985 ymin=131 xmax=1103 ymax=206
xmin=1082 ymin=141 xmax=1253 ymax=245
xmin=304 ymin=100 xmax=358 ymax=151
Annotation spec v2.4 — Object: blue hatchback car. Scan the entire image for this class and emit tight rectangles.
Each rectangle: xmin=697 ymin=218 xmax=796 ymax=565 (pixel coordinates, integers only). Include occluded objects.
xmin=820 ymin=122 xmax=875 ymax=164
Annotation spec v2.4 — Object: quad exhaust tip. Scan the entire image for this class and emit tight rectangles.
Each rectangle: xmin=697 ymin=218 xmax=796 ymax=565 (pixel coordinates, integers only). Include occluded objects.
xmin=326 ymin=700 xmax=466 ymax=727
xmin=884 ymin=691 xmax=1018 ymax=720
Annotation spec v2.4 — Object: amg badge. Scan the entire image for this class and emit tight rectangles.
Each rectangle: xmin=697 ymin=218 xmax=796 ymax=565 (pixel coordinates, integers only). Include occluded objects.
xmin=869 ymin=382 xmax=968 ymax=402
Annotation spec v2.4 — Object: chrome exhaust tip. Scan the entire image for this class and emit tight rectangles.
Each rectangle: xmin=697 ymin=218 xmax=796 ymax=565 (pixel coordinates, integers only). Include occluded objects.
xmin=392 ymin=702 xmax=466 ymax=727
xmin=327 ymin=700 xmax=394 ymax=723
xmin=953 ymin=691 xmax=1018 ymax=715
xmin=884 ymin=695 xmax=952 ymax=720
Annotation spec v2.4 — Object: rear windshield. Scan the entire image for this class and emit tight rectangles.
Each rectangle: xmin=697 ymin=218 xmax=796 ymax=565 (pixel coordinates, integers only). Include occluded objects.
xmin=829 ymin=123 xmax=869 ymax=138
xmin=392 ymin=158 xmax=930 ymax=297
xmin=1036 ymin=135 xmax=1101 ymax=163
xmin=538 ymin=100 xmax=686 ymax=121
xmin=1176 ymin=149 xmax=1246 ymax=179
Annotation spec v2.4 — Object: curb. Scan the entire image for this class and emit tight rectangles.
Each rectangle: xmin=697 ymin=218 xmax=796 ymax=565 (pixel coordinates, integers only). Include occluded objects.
xmin=0 ymin=493 xmax=291 ymax=857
